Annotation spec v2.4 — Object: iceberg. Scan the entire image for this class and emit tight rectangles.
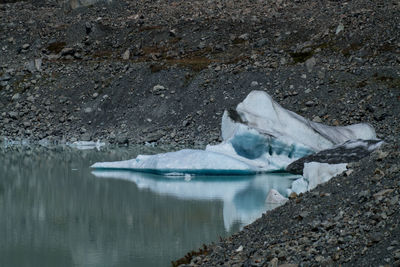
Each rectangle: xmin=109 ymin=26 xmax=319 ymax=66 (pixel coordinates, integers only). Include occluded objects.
xmin=265 ymin=189 xmax=288 ymax=204
xmin=92 ymin=90 xmax=379 ymax=177
xmin=90 ymin=90 xmax=384 ymax=228
xmin=92 ymin=149 xmax=258 ymax=175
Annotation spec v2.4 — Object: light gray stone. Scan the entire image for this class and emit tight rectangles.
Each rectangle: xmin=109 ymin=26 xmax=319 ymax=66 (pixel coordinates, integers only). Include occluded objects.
xmin=305 ymin=57 xmax=316 ymax=73
xmin=122 ymin=49 xmax=130 ymax=60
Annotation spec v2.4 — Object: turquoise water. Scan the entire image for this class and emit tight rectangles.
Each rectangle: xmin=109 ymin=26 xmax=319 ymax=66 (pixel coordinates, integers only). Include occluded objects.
xmin=0 ymin=145 xmax=299 ymax=267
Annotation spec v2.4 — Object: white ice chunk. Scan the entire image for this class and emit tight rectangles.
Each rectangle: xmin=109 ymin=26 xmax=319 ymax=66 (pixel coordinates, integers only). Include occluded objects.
xmin=93 ymin=121 xmax=316 ymax=174
xmin=70 ymin=140 xmax=105 ymax=150
xmin=92 ymin=90 xmax=379 ymax=184
xmin=92 ymin=124 xmax=314 ymax=174
xmin=265 ymin=189 xmax=288 ymax=204
xmin=232 ymin=91 xmax=377 ymax=151
xmin=92 ymin=149 xmax=258 ymax=174
xmin=303 ymin=162 xmax=348 ymax=190
xmin=291 ymin=177 xmax=308 ymax=195
xmin=206 ymin=125 xmax=311 ymax=172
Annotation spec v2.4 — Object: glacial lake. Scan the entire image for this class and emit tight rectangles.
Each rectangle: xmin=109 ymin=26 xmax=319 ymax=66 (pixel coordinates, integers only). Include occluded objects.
xmin=0 ymin=145 xmax=300 ymax=267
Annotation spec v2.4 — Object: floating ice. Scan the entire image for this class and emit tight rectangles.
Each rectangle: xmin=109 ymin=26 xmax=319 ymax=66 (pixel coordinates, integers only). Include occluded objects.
xmin=92 ymin=90 xmax=378 ymax=177
xmin=91 ymin=88 xmax=383 ymax=217
xmin=265 ymin=189 xmax=288 ymax=204
xmin=70 ymin=140 xmax=105 ymax=150
xmin=92 ymin=149 xmax=258 ymax=175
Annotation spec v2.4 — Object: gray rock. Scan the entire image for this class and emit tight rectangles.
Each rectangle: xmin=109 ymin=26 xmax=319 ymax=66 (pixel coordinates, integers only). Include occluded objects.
xmin=0 ymin=74 xmax=11 ymax=81
xmin=34 ymin=58 xmax=42 ymax=72
xmin=9 ymin=111 xmax=18 ymax=119
xmin=60 ymin=47 xmax=75 ymax=56
xmin=369 ymin=232 xmax=383 ymax=243
xmin=24 ymin=61 xmax=36 ymax=73
xmin=80 ymin=133 xmax=91 ymax=141
xmin=251 ymin=81 xmax=259 ymax=87
xmin=152 ymin=84 xmax=165 ymax=93
xmin=11 ymin=93 xmax=20 ymax=101
xmin=169 ymin=29 xmax=177 ymax=37
xmin=254 ymin=38 xmax=268 ymax=48
xmin=182 ymin=120 xmax=190 ymax=127
xmin=198 ymin=41 xmax=206 ymax=49
xmin=27 ymin=95 xmax=35 ymax=102
xmin=305 ymin=57 xmax=316 ymax=73
xmin=239 ymin=33 xmax=249 ymax=41
xmin=312 ymin=116 xmax=322 ymax=123
xmin=122 ymin=49 xmax=130 ymax=60
xmin=85 ymin=22 xmax=92 ymax=34
xmin=116 ymin=135 xmax=129 ymax=145
xmin=305 ymin=100 xmax=315 ymax=107
xmin=299 ymin=211 xmax=309 ymax=219
xmin=335 ymin=23 xmax=344 ymax=35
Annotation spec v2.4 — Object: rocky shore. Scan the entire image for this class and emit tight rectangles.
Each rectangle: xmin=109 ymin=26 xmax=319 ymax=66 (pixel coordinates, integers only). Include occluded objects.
xmin=1 ymin=0 xmax=399 ymax=266
xmin=174 ymin=143 xmax=400 ymax=266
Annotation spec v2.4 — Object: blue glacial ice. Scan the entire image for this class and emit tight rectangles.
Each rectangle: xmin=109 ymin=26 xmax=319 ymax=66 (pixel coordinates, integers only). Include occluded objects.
xmin=91 ymin=90 xmax=383 ymax=225
xmin=92 ymin=90 xmax=378 ymax=176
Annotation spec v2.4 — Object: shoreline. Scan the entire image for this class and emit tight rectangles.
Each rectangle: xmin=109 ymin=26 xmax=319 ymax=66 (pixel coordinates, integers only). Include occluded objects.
xmin=1 ymin=0 xmax=399 ymax=266
xmin=173 ymin=142 xmax=400 ymax=266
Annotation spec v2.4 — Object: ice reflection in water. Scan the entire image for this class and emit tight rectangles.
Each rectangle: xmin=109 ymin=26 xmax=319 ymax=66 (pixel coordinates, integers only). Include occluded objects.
xmin=92 ymin=171 xmax=301 ymax=231
xmin=0 ymin=146 xmax=299 ymax=267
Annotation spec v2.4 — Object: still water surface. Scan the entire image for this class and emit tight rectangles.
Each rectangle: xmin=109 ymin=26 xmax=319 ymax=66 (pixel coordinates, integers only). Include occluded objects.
xmin=0 ymin=145 xmax=299 ymax=266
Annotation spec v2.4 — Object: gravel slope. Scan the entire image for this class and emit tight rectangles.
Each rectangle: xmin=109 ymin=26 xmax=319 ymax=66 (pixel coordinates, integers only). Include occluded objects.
xmin=0 ymin=0 xmax=399 ymax=266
